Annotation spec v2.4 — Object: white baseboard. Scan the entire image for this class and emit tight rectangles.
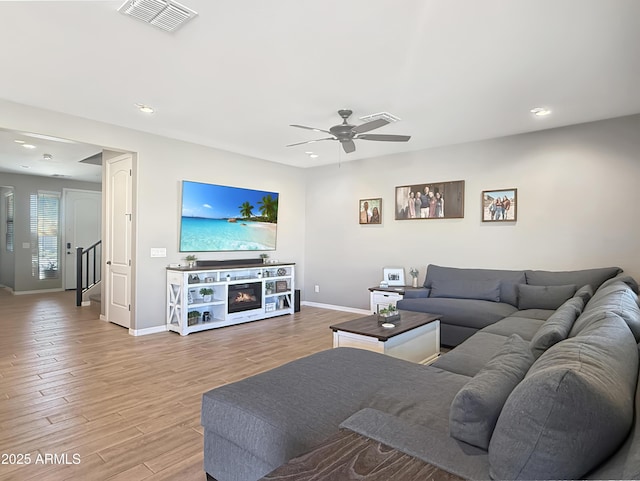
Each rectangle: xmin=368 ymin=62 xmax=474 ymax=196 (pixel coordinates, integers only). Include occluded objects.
xmin=12 ymin=288 xmax=64 ymax=295
xmin=301 ymin=301 xmax=370 ymax=316
xmin=81 ymin=301 xmax=91 ymax=307
xmin=128 ymin=325 xmax=169 ymax=336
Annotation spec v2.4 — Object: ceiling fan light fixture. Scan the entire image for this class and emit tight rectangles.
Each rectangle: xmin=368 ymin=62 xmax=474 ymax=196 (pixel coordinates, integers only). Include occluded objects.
xmin=43 ymin=153 xmax=53 ymax=161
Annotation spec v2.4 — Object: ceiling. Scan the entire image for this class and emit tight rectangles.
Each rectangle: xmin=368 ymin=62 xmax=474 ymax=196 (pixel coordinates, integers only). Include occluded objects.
xmin=0 ymin=0 xmax=639 ymax=180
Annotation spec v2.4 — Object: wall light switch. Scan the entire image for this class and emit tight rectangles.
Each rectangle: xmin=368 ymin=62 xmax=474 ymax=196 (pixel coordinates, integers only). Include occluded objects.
xmin=150 ymin=247 xmax=167 ymax=258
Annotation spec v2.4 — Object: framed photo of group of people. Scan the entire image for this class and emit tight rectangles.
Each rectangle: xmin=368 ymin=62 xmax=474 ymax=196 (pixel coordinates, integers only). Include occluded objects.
xmin=359 ymin=184 xmax=517 ymax=224
xmin=482 ymin=188 xmax=517 ymax=222
xmin=394 ymin=180 xmax=465 ymax=220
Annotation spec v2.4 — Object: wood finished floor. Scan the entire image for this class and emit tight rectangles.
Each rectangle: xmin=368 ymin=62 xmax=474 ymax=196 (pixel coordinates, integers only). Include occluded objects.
xmin=0 ymin=290 xmax=359 ymax=481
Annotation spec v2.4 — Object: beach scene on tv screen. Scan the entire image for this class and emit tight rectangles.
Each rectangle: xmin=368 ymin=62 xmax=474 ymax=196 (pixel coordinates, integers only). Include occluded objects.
xmin=180 ymin=181 xmax=278 ymax=252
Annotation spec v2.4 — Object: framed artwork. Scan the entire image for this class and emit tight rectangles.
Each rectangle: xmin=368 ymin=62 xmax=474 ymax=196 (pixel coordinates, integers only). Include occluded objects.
xmin=383 ymin=267 xmax=405 ymax=286
xmin=359 ymin=198 xmax=382 ymax=224
xmin=482 ymin=188 xmax=517 ymax=222
xmin=275 ymin=280 xmax=289 ymax=292
xmin=395 ymin=180 xmax=465 ymax=220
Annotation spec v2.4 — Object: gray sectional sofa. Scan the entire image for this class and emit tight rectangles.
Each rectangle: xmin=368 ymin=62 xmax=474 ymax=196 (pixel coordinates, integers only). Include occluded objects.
xmin=201 ymin=265 xmax=640 ymax=481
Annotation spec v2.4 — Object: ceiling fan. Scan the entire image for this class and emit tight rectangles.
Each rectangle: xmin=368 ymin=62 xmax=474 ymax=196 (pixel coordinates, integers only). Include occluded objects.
xmin=286 ymin=109 xmax=411 ymax=154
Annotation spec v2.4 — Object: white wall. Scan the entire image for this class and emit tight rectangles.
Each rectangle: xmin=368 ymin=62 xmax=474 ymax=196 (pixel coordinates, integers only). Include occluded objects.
xmin=0 ymin=99 xmax=306 ymax=330
xmin=303 ymin=114 xmax=640 ymax=310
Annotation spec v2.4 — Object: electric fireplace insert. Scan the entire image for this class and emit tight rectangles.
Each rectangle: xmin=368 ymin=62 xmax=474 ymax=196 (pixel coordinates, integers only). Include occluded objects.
xmin=228 ymin=282 xmax=262 ymax=314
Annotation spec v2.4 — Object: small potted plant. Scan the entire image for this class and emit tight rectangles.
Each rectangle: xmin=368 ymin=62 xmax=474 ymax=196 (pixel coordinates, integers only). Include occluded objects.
xmin=185 ymin=254 xmax=197 ymax=268
xmin=409 ymin=267 xmax=420 ymax=288
xmin=378 ymin=305 xmax=400 ymax=322
xmin=260 ymin=253 xmax=270 ymax=264
xmin=199 ymin=287 xmax=214 ymax=303
xmin=265 ymin=281 xmax=275 ymax=295
xmin=187 ymin=310 xmax=201 ymax=326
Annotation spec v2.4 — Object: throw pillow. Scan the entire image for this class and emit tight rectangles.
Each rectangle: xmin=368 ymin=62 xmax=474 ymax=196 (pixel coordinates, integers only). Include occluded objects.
xmin=449 ymin=334 xmax=534 ymax=450
xmin=430 ymin=279 xmax=501 ymax=302
xmin=529 ymin=296 xmax=584 ymax=358
xmin=573 ymin=284 xmax=594 ymax=304
xmin=517 ymin=283 xmax=576 ymax=310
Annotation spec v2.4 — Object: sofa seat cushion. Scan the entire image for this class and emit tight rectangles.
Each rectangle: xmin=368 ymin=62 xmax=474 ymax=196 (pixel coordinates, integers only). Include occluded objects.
xmin=423 ymin=264 xmax=525 ymax=306
xmin=511 ymin=308 xmax=554 ymax=320
xmin=201 ymin=347 xmax=468 ymax=478
xmin=489 ymin=312 xmax=638 ymax=481
xmin=524 ymin=266 xmax=621 ymax=291
xmin=341 ymin=408 xmax=491 ymax=481
xmin=529 ymin=296 xmax=584 ymax=358
xmin=396 ymin=297 xmax=518 ymax=331
xmin=431 ymin=332 xmax=508 ymax=377
xmin=517 ymin=283 xmax=576 ymax=310
xmin=449 ymin=334 xmax=534 ymax=450
xmin=481 ymin=317 xmax=545 ymax=341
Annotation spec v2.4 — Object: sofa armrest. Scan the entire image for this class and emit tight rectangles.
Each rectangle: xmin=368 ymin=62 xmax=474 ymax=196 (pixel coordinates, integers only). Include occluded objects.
xmin=403 ymin=288 xmax=430 ymax=299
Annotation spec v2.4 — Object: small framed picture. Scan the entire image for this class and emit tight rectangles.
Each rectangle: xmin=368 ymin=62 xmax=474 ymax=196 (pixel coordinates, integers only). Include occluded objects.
xmin=275 ymin=280 xmax=288 ymax=293
xmin=383 ymin=267 xmax=405 ymax=286
xmin=482 ymin=188 xmax=517 ymax=222
xmin=359 ymin=198 xmax=382 ymax=224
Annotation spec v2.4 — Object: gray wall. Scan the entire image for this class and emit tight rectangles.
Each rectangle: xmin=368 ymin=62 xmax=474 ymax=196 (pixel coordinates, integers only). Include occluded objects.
xmin=303 ymin=114 xmax=640 ymax=310
xmin=0 ymin=99 xmax=307 ymax=330
xmin=0 ymin=172 xmax=101 ymax=292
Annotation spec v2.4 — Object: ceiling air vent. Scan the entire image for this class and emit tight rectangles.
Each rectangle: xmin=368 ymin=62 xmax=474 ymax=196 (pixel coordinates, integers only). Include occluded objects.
xmin=358 ymin=112 xmax=401 ymax=123
xmin=118 ymin=0 xmax=198 ymax=32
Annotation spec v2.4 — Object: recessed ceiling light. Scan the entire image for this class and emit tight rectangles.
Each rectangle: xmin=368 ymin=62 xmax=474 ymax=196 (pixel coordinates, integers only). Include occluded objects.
xmin=304 ymin=151 xmax=313 ymax=155
xmin=21 ymin=165 xmax=30 ymax=169
xmin=135 ymin=103 xmax=155 ymax=114
xmin=530 ymin=107 xmax=552 ymax=117
xmin=14 ymin=139 xmax=25 ymax=144
xmin=22 ymin=144 xmax=36 ymax=149
xmin=309 ymin=154 xmax=319 ymax=159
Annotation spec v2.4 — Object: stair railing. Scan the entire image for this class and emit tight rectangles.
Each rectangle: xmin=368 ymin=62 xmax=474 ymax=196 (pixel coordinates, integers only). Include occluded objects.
xmin=76 ymin=240 xmax=102 ymax=306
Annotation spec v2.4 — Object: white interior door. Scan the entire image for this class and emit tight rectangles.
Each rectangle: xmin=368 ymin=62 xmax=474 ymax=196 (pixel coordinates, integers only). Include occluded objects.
xmin=105 ymin=153 xmax=133 ymax=329
xmin=63 ymin=189 xmax=102 ymax=290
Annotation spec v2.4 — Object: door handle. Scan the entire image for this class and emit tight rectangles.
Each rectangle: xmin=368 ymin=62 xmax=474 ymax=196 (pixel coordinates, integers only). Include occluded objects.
xmin=106 ymin=261 xmax=112 ymax=265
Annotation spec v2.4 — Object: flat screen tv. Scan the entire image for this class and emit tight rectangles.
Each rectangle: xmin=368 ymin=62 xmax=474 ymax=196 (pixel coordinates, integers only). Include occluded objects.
xmin=180 ymin=180 xmax=279 ymax=252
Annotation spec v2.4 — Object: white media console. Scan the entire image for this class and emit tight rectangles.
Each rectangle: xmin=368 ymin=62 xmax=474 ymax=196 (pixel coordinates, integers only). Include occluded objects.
xmin=166 ymin=262 xmax=295 ymax=335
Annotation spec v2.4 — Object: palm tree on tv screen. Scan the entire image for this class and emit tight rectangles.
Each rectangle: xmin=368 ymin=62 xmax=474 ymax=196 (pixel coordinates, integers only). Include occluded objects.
xmin=239 ymin=201 xmax=254 ymax=219
xmin=258 ymin=195 xmax=278 ymax=223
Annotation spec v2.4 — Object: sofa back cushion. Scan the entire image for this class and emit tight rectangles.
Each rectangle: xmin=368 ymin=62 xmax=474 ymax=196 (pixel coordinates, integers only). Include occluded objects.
xmin=488 ymin=312 xmax=638 ymax=480
xmin=524 ymin=266 xmax=621 ymax=291
xmin=529 ymin=296 xmax=584 ymax=358
xmin=424 ymin=265 xmax=525 ymax=306
xmin=430 ymin=279 xmax=501 ymax=302
xmin=449 ymin=334 xmax=534 ymax=450
xmin=517 ymin=283 xmax=576 ymax=310
xmin=570 ymin=281 xmax=640 ymax=342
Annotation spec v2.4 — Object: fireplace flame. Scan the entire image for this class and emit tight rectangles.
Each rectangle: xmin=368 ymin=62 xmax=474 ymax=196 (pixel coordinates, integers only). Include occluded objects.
xmin=234 ymin=292 xmax=257 ymax=303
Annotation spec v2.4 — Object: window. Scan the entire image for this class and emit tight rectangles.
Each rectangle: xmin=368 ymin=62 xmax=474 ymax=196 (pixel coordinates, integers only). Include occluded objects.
xmin=30 ymin=191 xmax=61 ymax=280
xmin=5 ymin=192 xmax=13 ymax=252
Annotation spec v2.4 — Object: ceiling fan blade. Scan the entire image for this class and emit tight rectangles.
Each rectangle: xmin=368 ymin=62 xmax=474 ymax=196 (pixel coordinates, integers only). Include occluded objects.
xmin=342 ymin=140 xmax=356 ymax=153
xmin=290 ymin=124 xmax=332 ymax=135
xmin=286 ymin=137 xmax=335 ymax=147
xmin=356 ymin=134 xmax=411 ymax=142
xmin=352 ymin=118 xmax=389 ymax=134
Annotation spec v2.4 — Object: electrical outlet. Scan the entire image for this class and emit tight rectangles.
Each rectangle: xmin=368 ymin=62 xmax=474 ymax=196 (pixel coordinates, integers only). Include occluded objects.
xmin=314 ymin=285 xmax=320 ymax=293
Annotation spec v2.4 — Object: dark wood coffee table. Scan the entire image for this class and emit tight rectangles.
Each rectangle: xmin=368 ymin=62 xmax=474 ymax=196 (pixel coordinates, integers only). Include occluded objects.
xmin=330 ymin=310 xmax=440 ymax=364
xmin=260 ymin=429 xmax=464 ymax=481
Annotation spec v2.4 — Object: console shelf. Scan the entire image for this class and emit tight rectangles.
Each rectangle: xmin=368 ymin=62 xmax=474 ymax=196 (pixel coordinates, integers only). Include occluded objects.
xmin=166 ymin=263 xmax=295 ymax=336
